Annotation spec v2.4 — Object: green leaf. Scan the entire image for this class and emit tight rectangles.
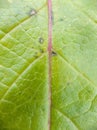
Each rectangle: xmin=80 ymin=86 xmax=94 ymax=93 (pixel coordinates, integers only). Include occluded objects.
xmin=0 ymin=0 xmax=97 ymax=130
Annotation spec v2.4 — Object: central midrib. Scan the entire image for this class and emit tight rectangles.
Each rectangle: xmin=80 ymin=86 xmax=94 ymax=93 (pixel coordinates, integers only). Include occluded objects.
xmin=47 ymin=0 xmax=53 ymax=130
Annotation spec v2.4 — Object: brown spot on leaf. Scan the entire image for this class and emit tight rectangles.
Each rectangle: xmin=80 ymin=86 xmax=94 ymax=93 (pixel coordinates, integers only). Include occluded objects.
xmin=52 ymin=51 xmax=57 ymax=56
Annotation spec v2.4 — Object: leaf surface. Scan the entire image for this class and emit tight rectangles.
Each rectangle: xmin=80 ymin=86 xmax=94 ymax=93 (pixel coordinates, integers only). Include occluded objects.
xmin=0 ymin=0 xmax=97 ymax=130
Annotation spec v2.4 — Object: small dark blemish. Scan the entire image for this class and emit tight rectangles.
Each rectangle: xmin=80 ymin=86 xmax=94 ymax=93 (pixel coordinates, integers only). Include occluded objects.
xmin=52 ymin=51 xmax=57 ymax=56
xmin=40 ymin=49 xmax=44 ymax=53
xmin=30 ymin=9 xmax=37 ymax=16
xmin=39 ymin=37 xmax=44 ymax=44
xmin=34 ymin=52 xmax=38 ymax=58
xmin=67 ymin=81 xmax=71 ymax=86
xmin=60 ymin=18 xmax=64 ymax=21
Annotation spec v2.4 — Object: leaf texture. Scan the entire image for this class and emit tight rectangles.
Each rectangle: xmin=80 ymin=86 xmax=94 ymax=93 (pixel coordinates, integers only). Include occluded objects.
xmin=0 ymin=0 xmax=97 ymax=130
